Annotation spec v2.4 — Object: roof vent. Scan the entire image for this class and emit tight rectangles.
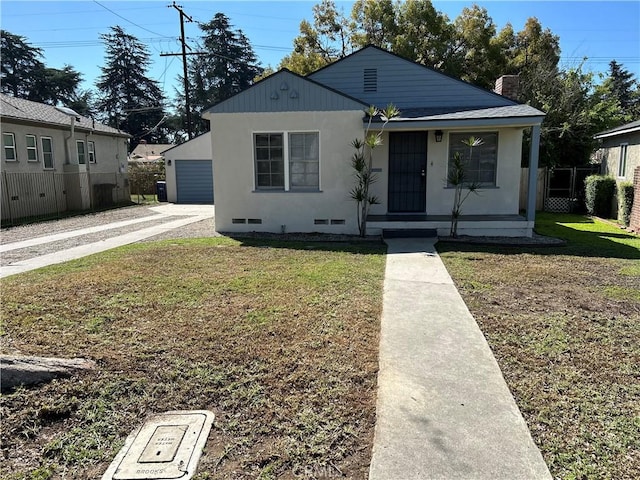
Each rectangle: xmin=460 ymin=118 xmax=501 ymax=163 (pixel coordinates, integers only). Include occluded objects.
xmin=364 ymin=68 xmax=377 ymax=93
xmin=55 ymin=105 xmax=81 ymax=121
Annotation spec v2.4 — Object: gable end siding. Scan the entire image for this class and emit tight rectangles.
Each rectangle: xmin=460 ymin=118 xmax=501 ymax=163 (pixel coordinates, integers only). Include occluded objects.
xmin=309 ymin=47 xmax=515 ymax=110
xmin=209 ymin=71 xmax=367 ymax=113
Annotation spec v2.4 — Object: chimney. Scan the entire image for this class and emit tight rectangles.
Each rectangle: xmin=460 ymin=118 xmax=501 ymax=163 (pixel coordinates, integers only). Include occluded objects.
xmin=494 ymin=75 xmax=520 ymax=101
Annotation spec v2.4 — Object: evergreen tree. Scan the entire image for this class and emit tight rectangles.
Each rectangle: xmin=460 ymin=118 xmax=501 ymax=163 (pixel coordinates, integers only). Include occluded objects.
xmin=1 ymin=30 xmax=83 ymax=106
xmin=600 ymin=60 xmax=640 ymax=121
xmin=1 ymin=30 xmax=44 ymax=98
xmin=95 ymin=26 xmax=166 ymax=149
xmin=180 ymin=13 xmax=262 ymax=135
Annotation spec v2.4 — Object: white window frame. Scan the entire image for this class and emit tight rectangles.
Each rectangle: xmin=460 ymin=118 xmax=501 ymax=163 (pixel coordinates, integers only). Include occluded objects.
xmin=3 ymin=132 xmax=17 ymax=162
xmin=447 ymin=132 xmax=499 ymax=187
xmin=41 ymin=137 xmax=54 ymax=170
xmin=26 ymin=134 xmax=38 ymax=162
xmin=618 ymin=143 xmax=628 ymax=178
xmin=253 ymin=131 xmax=320 ymax=192
xmin=88 ymin=140 xmax=96 ymax=163
xmin=76 ymin=140 xmax=86 ymax=164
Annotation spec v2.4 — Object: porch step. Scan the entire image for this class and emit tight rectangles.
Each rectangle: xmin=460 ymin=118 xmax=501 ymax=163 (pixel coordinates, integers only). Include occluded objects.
xmin=382 ymin=228 xmax=438 ymax=239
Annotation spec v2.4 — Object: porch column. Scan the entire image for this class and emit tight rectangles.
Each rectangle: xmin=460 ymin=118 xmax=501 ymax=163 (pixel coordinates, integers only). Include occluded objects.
xmin=526 ymin=124 xmax=541 ymax=222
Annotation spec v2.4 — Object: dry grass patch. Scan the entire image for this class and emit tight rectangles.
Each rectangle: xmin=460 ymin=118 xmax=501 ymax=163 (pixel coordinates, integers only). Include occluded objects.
xmin=439 ymin=215 xmax=640 ymax=480
xmin=1 ymin=237 xmax=386 ymax=479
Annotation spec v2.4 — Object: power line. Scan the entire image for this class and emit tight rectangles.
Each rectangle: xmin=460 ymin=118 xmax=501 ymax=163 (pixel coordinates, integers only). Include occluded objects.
xmin=92 ymin=0 xmax=174 ymax=39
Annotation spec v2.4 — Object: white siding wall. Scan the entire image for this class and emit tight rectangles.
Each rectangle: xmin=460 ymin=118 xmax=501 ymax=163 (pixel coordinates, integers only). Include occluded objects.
xmin=367 ymin=127 xmax=524 ymax=216
xmin=210 ymin=111 xmax=364 ymax=234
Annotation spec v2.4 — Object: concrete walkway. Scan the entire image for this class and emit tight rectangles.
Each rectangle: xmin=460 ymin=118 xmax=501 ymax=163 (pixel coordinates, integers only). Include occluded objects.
xmin=369 ymin=238 xmax=551 ymax=480
xmin=0 ymin=205 xmax=213 ymax=279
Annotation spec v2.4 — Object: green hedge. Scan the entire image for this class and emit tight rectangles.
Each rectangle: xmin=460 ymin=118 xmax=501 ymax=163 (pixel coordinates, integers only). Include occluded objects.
xmin=617 ymin=182 xmax=634 ymax=226
xmin=584 ymin=175 xmax=616 ymax=218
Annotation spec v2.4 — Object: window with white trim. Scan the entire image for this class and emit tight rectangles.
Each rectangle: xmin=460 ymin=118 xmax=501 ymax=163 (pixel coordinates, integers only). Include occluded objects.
xmin=42 ymin=137 xmax=54 ymax=169
xmin=289 ymin=132 xmax=319 ymax=189
xmin=26 ymin=134 xmax=38 ymax=162
xmin=3 ymin=132 xmax=17 ymax=161
xmin=618 ymin=143 xmax=628 ymax=177
xmin=88 ymin=141 xmax=96 ymax=163
xmin=254 ymin=132 xmax=320 ymax=191
xmin=255 ymin=133 xmax=284 ymax=189
xmin=76 ymin=140 xmax=86 ymax=164
xmin=448 ymin=132 xmax=498 ymax=186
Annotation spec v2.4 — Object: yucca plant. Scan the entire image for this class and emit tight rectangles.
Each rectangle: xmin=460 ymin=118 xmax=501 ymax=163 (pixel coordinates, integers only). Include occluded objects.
xmin=350 ymin=104 xmax=399 ymax=236
xmin=447 ymin=136 xmax=483 ymax=237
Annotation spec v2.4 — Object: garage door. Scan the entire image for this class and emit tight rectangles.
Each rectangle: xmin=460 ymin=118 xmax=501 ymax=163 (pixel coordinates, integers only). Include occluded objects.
xmin=175 ymin=160 xmax=214 ymax=204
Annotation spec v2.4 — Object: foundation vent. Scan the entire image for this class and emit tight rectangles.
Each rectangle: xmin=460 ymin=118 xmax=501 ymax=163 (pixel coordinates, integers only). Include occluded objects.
xmin=314 ymin=219 xmax=329 ymax=225
xmin=330 ymin=219 xmax=345 ymax=225
xmin=232 ymin=218 xmax=246 ymax=224
xmin=247 ymin=218 xmax=262 ymax=224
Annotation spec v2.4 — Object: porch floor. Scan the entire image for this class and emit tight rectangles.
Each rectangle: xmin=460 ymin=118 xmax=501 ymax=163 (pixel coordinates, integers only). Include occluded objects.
xmin=368 ymin=213 xmax=528 ymax=223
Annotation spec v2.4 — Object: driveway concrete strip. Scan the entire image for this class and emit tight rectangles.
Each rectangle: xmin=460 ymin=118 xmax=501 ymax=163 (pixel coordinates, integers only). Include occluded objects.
xmin=0 ymin=215 xmax=210 ymax=278
xmin=0 ymin=214 xmax=167 ymax=253
xmin=369 ymin=238 xmax=551 ymax=480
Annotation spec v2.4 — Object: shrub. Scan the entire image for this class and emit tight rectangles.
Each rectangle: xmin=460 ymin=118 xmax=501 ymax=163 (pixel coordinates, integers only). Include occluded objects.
xmin=617 ymin=181 xmax=634 ymax=226
xmin=584 ymin=175 xmax=616 ymax=218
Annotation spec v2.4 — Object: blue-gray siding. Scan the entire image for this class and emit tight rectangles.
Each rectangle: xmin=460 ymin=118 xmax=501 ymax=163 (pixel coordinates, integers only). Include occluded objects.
xmin=176 ymin=160 xmax=213 ymax=204
xmin=309 ymin=47 xmax=515 ymax=110
xmin=208 ymin=71 xmax=367 ymax=114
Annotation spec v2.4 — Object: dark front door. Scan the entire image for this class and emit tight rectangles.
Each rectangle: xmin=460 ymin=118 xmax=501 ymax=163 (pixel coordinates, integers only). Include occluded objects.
xmin=388 ymin=131 xmax=427 ymax=212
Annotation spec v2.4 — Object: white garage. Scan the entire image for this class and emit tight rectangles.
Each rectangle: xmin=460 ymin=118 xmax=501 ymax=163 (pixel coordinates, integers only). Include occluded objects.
xmin=163 ymin=133 xmax=213 ymax=204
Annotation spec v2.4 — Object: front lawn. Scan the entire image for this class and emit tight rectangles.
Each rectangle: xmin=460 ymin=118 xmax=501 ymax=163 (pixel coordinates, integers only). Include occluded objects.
xmin=438 ymin=214 xmax=640 ymax=480
xmin=0 ymin=238 xmax=386 ymax=479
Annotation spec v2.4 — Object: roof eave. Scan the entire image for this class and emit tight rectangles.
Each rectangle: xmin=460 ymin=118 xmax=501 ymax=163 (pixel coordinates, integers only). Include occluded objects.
xmin=594 ymin=126 xmax=640 ymax=139
xmin=367 ymin=115 xmax=545 ymax=129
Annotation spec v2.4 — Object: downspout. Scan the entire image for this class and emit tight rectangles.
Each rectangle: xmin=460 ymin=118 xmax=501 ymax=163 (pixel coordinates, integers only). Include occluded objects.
xmin=64 ymin=116 xmax=76 ymax=164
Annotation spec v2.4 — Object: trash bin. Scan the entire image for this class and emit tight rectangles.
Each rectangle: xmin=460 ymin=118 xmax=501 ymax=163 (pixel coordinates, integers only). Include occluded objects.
xmin=156 ymin=181 xmax=167 ymax=202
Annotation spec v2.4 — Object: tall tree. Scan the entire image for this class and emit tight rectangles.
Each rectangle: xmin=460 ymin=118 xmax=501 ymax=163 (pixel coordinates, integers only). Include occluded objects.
xmin=279 ymin=0 xmax=351 ymax=74
xmin=350 ymin=0 xmax=398 ymax=50
xmin=1 ymin=30 xmax=43 ymax=98
xmin=95 ymin=26 xmax=166 ymax=149
xmin=180 ymin=13 xmax=262 ymax=135
xmin=600 ymin=60 xmax=640 ymax=121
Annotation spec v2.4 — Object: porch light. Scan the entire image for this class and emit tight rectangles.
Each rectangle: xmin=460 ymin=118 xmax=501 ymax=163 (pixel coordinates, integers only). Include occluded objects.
xmin=435 ymin=130 xmax=444 ymax=142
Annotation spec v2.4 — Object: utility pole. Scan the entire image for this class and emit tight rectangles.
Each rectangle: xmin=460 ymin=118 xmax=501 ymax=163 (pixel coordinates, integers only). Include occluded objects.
xmin=163 ymin=2 xmax=197 ymax=139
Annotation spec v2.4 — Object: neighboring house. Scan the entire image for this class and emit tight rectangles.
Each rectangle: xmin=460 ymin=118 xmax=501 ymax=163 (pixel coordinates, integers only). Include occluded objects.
xmin=203 ymin=46 xmax=545 ymax=237
xmin=129 ymin=142 xmax=174 ymax=165
xmin=594 ymin=120 xmax=640 ymax=183
xmin=1 ymin=93 xmax=130 ymax=223
xmin=163 ymin=132 xmax=213 ymax=204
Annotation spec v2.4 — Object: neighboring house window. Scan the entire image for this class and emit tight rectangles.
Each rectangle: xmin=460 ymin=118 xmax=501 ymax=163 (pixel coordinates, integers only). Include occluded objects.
xmin=448 ymin=132 xmax=498 ymax=186
xmin=88 ymin=141 xmax=96 ymax=163
xmin=26 ymin=134 xmax=38 ymax=161
xmin=289 ymin=132 xmax=319 ymax=189
xmin=3 ymin=133 xmax=17 ymax=161
xmin=42 ymin=137 xmax=54 ymax=169
xmin=255 ymin=133 xmax=284 ymax=189
xmin=618 ymin=143 xmax=628 ymax=177
xmin=77 ymin=140 xmax=86 ymax=164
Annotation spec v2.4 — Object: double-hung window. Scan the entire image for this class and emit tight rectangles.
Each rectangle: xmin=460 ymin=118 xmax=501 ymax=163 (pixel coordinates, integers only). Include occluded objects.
xmin=88 ymin=141 xmax=96 ymax=163
xmin=42 ymin=137 xmax=54 ymax=169
xmin=255 ymin=133 xmax=284 ymax=189
xmin=254 ymin=132 xmax=320 ymax=191
xmin=3 ymin=133 xmax=16 ymax=161
xmin=76 ymin=140 xmax=86 ymax=164
xmin=289 ymin=132 xmax=319 ymax=189
xmin=448 ymin=132 xmax=498 ymax=186
xmin=26 ymin=134 xmax=38 ymax=162
xmin=618 ymin=143 xmax=628 ymax=177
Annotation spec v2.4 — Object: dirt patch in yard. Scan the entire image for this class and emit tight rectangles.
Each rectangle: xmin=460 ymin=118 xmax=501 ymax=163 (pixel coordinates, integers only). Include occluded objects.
xmin=0 ymin=238 xmax=386 ymax=479
xmin=438 ymin=243 xmax=640 ymax=480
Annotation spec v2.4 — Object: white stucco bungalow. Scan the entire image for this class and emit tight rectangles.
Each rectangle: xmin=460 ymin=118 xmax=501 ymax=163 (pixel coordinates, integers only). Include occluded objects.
xmin=203 ymin=46 xmax=545 ymax=237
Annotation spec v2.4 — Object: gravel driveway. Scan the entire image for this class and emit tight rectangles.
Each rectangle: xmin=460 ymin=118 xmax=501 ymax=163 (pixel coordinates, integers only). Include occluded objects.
xmin=1 ymin=204 xmax=217 ymax=266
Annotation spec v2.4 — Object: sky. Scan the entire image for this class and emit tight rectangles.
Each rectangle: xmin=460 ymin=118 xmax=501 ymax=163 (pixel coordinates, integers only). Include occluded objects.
xmin=1 ymin=0 xmax=639 ymax=104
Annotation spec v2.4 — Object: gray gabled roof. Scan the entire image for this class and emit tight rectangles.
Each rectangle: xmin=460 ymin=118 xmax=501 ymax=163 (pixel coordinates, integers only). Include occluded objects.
xmin=594 ymin=119 xmax=640 ymax=139
xmin=204 ymin=69 xmax=369 ymax=115
xmin=0 ymin=93 xmax=129 ymax=137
